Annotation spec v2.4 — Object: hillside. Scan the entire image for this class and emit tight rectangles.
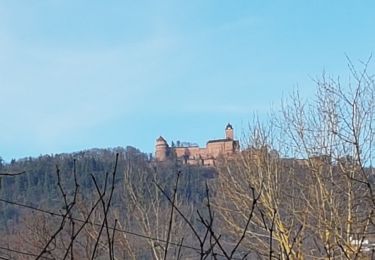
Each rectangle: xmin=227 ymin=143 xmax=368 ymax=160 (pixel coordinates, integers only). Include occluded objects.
xmin=0 ymin=147 xmax=215 ymax=230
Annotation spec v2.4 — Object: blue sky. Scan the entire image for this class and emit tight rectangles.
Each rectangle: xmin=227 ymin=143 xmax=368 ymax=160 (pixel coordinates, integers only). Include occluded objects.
xmin=1 ymin=1 xmax=374 ymax=162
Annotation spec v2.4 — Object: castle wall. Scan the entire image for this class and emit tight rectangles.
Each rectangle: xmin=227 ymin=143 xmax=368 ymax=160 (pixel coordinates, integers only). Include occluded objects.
xmin=155 ymin=137 xmax=169 ymax=161
xmin=155 ymin=124 xmax=239 ymax=164
xmin=174 ymin=147 xmax=186 ymax=158
xmin=225 ymin=128 xmax=233 ymax=140
xmin=174 ymin=146 xmax=202 ymax=158
xmin=199 ymin=148 xmax=207 ymax=158
xmin=167 ymin=140 xmax=238 ymax=162
xmin=155 ymin=145 xmax=168 ymax=161
xmin=207 ymin=140 xmax=235 ymax=158
xmin=203 ymin=158 xmax=215 ymax=166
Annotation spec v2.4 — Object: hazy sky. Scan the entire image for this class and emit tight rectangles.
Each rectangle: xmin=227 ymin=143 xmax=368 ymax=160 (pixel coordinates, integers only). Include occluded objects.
xmin=1 ymin=1 xmax=374 ymax=162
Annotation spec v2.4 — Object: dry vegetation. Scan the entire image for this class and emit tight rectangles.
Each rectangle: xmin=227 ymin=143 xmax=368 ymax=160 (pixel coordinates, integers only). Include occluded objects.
xmin=0 ymin=61 xmax=374 ymax=259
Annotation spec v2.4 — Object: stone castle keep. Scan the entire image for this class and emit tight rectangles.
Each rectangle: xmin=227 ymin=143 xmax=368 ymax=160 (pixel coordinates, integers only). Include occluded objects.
xmin=155 ymin=123 xmax=240 ymax=166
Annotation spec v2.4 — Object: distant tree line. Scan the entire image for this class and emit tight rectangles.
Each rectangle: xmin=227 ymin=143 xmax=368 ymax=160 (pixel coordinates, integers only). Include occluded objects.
xmin=0 ymin=59 xmax=374 ymax=259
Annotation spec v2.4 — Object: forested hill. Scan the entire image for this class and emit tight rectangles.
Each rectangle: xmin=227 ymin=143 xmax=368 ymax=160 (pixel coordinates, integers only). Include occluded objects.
xmin=0 ymin=146 xmax=216 ymax=229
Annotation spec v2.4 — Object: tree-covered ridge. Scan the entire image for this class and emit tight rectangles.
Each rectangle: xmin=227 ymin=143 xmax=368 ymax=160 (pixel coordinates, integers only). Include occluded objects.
xmin=0 ymin=147 xmax=215 ymax=231
xmin=1 ymin=62 xmax=375 ymax=259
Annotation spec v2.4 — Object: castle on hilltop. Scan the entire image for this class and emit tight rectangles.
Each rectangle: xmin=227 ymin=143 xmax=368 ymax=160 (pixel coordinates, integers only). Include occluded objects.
xmin=155 ymin=123 xmax=240 ymax=166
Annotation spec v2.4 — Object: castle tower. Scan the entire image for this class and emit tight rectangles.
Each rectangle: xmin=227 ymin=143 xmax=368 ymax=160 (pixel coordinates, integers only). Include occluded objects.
xmin=155 ymin=136 xmax=168 ymax=161
xmin=225 ymin=123 xmax=234 ymax=140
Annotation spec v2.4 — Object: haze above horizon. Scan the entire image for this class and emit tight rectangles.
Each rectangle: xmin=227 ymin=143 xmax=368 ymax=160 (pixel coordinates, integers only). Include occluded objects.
xmin=1 ymin=1 xmax=375 ymax=162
